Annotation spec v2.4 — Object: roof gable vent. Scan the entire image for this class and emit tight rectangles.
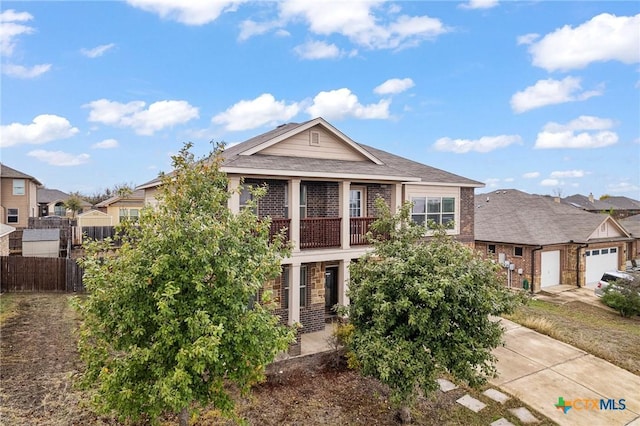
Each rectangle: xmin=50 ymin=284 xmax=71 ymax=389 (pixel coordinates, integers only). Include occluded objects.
xmin=309 ymin=131 xmax=320 ymax=146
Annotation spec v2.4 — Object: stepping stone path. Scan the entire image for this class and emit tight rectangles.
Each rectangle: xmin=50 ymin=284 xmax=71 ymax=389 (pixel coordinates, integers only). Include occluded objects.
xmin=482 ymin=388 xmax=510 ymax=404
xmin=456 ymin=394 xmax=486 ymax=413
xmin=508 ymin=407 xmax=540 ymax=424
xmin=437 ymin=378 xmax=458 ymax=392
xmin=490 ymin=419 xmax=515 ymax=426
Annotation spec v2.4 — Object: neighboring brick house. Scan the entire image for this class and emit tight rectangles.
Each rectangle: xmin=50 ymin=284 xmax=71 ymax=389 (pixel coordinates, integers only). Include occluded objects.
xmin=563 ymin=193 xmax=640 ymax=220
xmin=0 ymin=164 xmax=42 ymax=228
xmin=475 ymin=189 xmax=635 ymax=293
xmin=37 ymin=188 xmax=91 ymax=217
xmin=620 ymin=214 xmax=640 ymax=261
xmin=139 ymin=117 xmax=484 ymax=354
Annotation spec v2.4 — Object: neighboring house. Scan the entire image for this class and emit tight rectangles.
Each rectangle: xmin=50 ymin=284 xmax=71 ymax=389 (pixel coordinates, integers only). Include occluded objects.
xmin=563 ymin=193 xmax=640 ymax=220
xmin=620 ymin=214 xmax=640 ymax=261
xmin=475 ymin=189 xmax=634 ymax=292
xmin=0 ymin=164 xmax=42 ymax=228
xmin=22 ymin=228 xmax=60 ymax=257
xmin=37 ymin=188 xmax=91 ymax=217
xmin=75 ymin=209 xmax=113 ymax=245
xmin=0 ymin=223 xmax=16 ymax=256
xmin=95 ymin=189 xmax=145 ymax=225
xmin=139 ymin=117 xmax=483 ymax=353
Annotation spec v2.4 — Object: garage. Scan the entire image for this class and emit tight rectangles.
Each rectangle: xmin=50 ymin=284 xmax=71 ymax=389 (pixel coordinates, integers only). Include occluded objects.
xmin=585 ymin=247 xmax=619 ymax=286
xmin=540 ymin=250 xmax=560 ymax=288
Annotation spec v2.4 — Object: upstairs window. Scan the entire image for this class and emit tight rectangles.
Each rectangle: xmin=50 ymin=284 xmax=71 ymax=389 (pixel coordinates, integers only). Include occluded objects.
xmin=411 ymin=196 xmax=455 ymax=228
xmin=13 ymin=179 xmax=25 ymax=195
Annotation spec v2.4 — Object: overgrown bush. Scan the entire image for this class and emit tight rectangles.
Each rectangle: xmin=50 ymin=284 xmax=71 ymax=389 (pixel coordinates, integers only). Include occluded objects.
xmin=601 ymin=276 xmax=640 ymax=317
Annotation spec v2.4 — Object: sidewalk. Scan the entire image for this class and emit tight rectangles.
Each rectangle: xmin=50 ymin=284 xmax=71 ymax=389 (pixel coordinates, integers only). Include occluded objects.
xmin=492 ymin=318 xmax=640 ymax=426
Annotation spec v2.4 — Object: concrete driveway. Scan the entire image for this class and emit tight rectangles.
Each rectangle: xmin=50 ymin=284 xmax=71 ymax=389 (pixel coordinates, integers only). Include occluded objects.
xmin=492 ymin=318 xmax=640 ymax=426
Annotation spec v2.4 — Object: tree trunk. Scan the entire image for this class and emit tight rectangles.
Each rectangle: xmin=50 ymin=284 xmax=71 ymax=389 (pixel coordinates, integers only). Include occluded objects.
xmin=399 ymin=405 xmax=412 ymax=424
xmin=179 ymin=407 xmax=189 ymax=426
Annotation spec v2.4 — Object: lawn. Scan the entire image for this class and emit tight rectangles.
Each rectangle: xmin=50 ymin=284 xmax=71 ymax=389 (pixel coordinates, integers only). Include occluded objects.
xmin=504 ymin=298 xmax=640 ymax=375
xmin=0 ymin=293 xmax=556 ymax=425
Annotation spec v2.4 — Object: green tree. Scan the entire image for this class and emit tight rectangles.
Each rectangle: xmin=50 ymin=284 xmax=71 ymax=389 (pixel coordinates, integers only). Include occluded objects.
xmin=63 ymin=193 xmax=84 ymax=218
xmin=75 ymin=143 xmax=295 ymax=425
xmin=601 ymin=274 xmax=640 ymax=317
xmin=344 ymin=200 xmax=522 ymax=423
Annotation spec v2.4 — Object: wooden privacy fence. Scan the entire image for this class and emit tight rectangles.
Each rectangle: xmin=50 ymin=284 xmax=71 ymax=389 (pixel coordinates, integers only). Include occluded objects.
xmin=0 ymin=256 xmax=84 ymax=292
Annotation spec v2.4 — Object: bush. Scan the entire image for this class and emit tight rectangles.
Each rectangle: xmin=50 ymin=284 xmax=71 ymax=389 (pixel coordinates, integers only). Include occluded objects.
xmin=601 ymin=277 xmax=640 ymax=317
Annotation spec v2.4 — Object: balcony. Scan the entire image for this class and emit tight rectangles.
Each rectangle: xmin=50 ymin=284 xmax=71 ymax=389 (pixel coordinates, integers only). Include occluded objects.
xmin=268 ymin=216 xmax=377 ymax=249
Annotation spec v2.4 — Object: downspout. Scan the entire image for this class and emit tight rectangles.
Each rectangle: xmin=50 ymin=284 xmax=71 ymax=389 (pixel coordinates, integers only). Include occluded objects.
xmin=576 ymin=243 xmax=589 ymax=288
xmin=531 ymin=246 xmax=543 ymax=294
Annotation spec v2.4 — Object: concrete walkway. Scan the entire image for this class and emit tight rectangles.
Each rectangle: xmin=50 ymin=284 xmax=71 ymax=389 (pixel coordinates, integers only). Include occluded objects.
xmin=492 ymin=318 xmax=640 ymax=426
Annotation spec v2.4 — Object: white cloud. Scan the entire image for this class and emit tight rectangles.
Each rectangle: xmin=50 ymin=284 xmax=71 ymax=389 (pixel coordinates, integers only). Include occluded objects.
xmin=541 ymin=178 xmax=561 ymax=187
xmin=85 ymin=99 xmax=199 ymax=135
xmin=1 ymin=63 xmax=51 ymax=78
xmin=550 ymin=170 xmax=585 ymax=178
xmin=294 ymin=40 xmax=342 ymax=60
xmin=306 ymin=88 xmax=390 ymax=120
xmin=0 ymin=114 xmax=79 ymax=148
xmin=523 ymin=172 xmax=540 ymax=179
xmin=274 ymin=1 xmax=448 ymax=50
xmin=510 ymin=76 xmax=603 ymax=113
xmin=238 ymin=19 xmax=280 ymax=41
xmin=374 ymin=78 xmax=415 ymax=95
xmin=535 ymin=115 xmax=618 ymax=149
xmin=81 ymin=43 xmax=115 ymax=58
xmin=92 ymin=138 xmax=119 ymax=149
xmin=125 ymin=0 xmax=246 ymax=26
xmin=212 ymin=93 xmax=300 ymax=131
xmin=459 ymin=0 xmax=499 ymax=10
xmin=433 ymin=134 xmax=521 ymax=154
xmin=28 ymin=150 xmax=90 ymax=166
xmin=517 ymin=33 xmax=539 ymax=45
xmin=528 ymin=13 xmax=640 ymax=71
xmin=606 ymin=180 xmax=640 ymax=195
xmin=484 ymin=178 xmax=500 ymax=188
xmin=0 ymin=9 xmax=34 ymax=56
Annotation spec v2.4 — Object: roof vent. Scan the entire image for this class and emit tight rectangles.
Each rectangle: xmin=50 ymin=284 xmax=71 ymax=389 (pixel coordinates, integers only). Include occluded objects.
xmin=276 ymin=123 xmax=287 ymax=128
xmin=310 ymin=131 xmax=320 ymax=146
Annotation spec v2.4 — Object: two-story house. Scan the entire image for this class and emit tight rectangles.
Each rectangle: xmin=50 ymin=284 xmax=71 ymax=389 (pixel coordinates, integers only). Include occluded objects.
xmin=1 ymin=164 xmax=42 ymax=228
xmin=139 ymin=117 xmax=483 ymax=354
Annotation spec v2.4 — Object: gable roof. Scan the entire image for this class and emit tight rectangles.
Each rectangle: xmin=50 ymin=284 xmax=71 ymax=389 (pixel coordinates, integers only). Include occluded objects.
xmin=562 ymin=194 xmax=640 ymax=211
xmin=138 ymin=118 xmax=484 ymax=190
xmin=37 ymin=188 xmax=91 ymax=207
xmin=620 ymin=214 xmax=640 ymax=239
xmin=475 ymin=189 xmax=631 ymax=246
xmin=95 ymin=189 xmax=145 ymax=207
xmin=0 ymin=163 xmax=42 ymax=186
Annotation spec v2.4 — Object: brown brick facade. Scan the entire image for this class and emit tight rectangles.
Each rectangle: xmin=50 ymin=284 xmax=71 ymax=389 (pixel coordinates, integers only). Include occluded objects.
xmin=457 ymin=187 xmax=475 ymax=245
xmin=364 ymin=184 xmax=392 ymax=217
xmin=305 ymin=182 xmax=339 ymax=218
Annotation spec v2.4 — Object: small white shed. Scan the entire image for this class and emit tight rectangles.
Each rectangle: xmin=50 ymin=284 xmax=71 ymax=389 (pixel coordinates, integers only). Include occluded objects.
xmin=22 ymin=229 xmax=60 ymax=258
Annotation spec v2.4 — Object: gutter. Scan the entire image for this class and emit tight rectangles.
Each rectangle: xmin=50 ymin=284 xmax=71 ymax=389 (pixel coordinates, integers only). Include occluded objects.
xmin=531 ymin=245 xmax=543 ymax=294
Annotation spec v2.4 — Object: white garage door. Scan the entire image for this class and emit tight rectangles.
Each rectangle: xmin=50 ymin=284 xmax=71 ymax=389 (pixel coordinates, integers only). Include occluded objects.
xmin=541 ymin=250 xmax=560 ymax=288
xmin=585 ymin=247 xmax=619 ymax=286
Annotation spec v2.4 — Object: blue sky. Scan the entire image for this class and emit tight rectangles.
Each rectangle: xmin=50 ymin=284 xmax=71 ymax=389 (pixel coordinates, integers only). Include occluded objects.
xmin=1 ymin=1 xmax=639 ymax=199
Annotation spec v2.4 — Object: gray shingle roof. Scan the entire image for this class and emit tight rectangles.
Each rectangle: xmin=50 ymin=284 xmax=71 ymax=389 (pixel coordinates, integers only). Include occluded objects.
xmin=621 ymin=214 xmax=640 ymax=238
xmin=0 ymin=163 xmax=42 ymax=186
xmin=37 ymin=188 xmax=91 ymax=206
xmin=475 ymin=189 xmax=630 ymax=245
xmin=95 ymin=189 xmax=145 ymax=207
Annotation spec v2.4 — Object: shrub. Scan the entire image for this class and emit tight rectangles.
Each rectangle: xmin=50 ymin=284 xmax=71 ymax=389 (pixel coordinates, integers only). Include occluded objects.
xmin=601 ymin=277 xmax=640 ymax=317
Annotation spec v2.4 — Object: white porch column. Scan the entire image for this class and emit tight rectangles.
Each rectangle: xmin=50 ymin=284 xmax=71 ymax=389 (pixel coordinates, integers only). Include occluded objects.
xmin=289 ymin=262 xmax=301 ymax=325
xmin=339 ymin=180 xmax=351 ymax=250
xmin=289 ymin=179 xmax=301 ymax=252
xmin=339 ymin=259 xmax=350 ymax=307
xmin=391 ymin=183 xmax=403 ymax=213
xmin=228 ymin=176 xmax=241 ymax=214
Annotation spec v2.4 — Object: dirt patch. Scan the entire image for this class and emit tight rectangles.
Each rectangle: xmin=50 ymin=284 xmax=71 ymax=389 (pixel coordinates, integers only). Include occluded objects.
xmin=1 ymin=294 xmax=553 ymax=426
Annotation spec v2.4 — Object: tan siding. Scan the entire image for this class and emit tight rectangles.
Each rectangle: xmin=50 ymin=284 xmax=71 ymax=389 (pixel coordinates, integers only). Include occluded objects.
xmin=261 ymin=125 xmax=368 ymax=162
xmin=78 ymin=211 xmax=113 ymax=228
xmin=1 ymin=177 xmax=36 ymax=228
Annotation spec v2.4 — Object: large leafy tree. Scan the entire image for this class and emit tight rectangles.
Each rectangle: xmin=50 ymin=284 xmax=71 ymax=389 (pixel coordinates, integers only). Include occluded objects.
xmin=76 ymin=143 xmax=294 ymax=425
xmin=346 ymin=200 xmax=522 ymax=423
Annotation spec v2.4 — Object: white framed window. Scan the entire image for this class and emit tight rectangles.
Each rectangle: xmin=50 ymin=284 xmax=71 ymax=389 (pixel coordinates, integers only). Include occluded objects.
xmin=54 ymin=203 xmax=66 ymax=216
xmin=119 ymin=208 xmax=140 ymax=222
xmin=349 ymin=188 xmax=365 ymax=217
xmin=7 ymin=208 xmax=18 ymax=223
xmin=239 ymin=185 xmax=257 ymax=214
xmin=514 ymin=246 xmax=524 ymax=257
xmin=488 ymin=244 xmax=496 ymax=254
xmin=12 ymin=179 xmax=25 ymax=195
xmin=411 ymin=196 xmax=455 ymax=228
xmin=282 ymin=265 xmax=307 ymax=309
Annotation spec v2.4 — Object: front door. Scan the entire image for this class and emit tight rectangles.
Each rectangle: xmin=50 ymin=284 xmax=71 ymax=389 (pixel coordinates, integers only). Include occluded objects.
xmin=325 ymin=266 xmax=339 ymax=315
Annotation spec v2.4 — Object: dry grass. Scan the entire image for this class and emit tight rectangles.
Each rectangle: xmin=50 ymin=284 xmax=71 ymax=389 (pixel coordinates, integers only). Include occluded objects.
xmin=0 ymin=293 xmax=19 ymax=324
xmin=505 ymin=299 xmax=640 ymax=374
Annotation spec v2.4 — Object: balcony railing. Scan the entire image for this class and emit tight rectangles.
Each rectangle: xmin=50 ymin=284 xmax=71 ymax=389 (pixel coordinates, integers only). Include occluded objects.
xmin=268 ymin=218 xmax=291 ymax=242
xmin=350 ymin=217 xmax=376 ymax=246
xmin=300 ymin=217 xmax=341 ymax=249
